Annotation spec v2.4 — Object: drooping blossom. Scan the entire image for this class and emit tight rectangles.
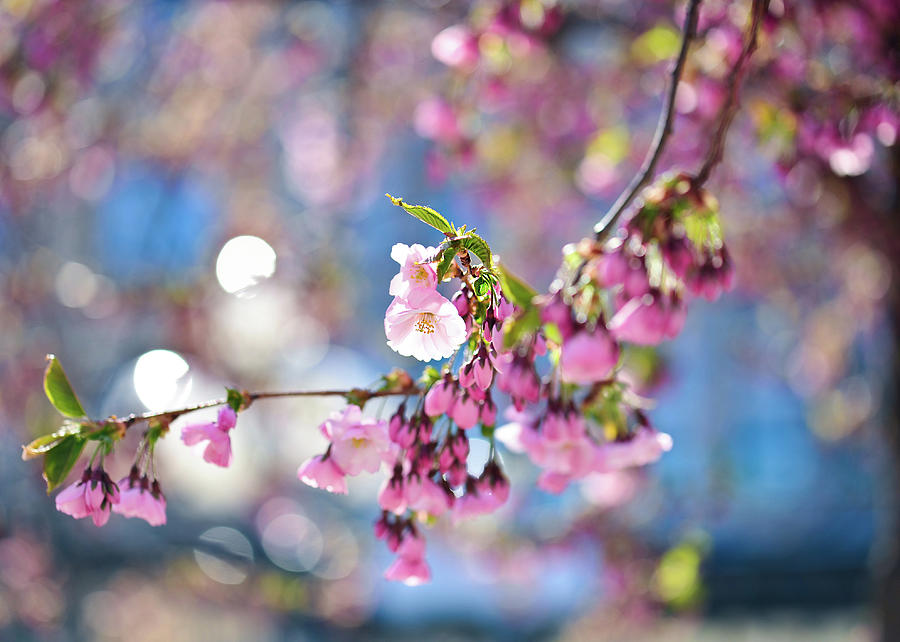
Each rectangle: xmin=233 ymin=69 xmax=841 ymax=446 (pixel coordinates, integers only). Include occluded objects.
xmin=55 ymin=467 xmax=120 ymax=527
xmin=384 ymin=530 xmax=431 ymax=586
xmin=385 ymin=288 xmax=467 ymax=362
xmin=424 ymin=376 xmax=456 ymax=417
xmin=181 ymin=406 xmax=237 ymax=468
xmin=378 ymin=468 xmax=407 ymax=514
xmin=389 ymin=243 xmax=439 ymax=299
xmin=608 ymin=291 xmax=686 ymax=346
xmin=320 ymin=405 xmax=393 ymax=476
xmin=596 ymin=427 xmax=674 ymax=470
xmin=297 ymin=454 xmax=348 ymax=494
xmin=113 ymin=469 xmax=167 ymax=526
xmin=558 ymin=327 xmax=620 ymax=384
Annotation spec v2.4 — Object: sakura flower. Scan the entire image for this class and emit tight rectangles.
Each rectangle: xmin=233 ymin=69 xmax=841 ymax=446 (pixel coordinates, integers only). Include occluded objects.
xmin=608 ymin=292 xmax=685 ymax=345
xmin=384 ymin=532 xmax=431 ymax=586
xmin=322 ymin=406 xmax=393 ymax=476
xmin=558 ymin=328 xmax=620 ymax=384
xmin=424 ymin=376 xmax=456 ymax=417
xmin=407 ymin=476 xmax=452 ymax=517
xmin=597 ymin=427 xmax=674 ymax=470
xmin=385 ymin=288 xmax=467 ymax=362
xmin=379 ymin=468 xmax=407 ymax=514
xmin=113 ymin=470 xmax=167 ymax=526
xmin=55 ymin=467 xmax=120 ymax=527
xmin=181 ymin=406 xmax=238 ymax=468
xmin=389 ymin=243 xmax=439 ymax=299
xmin=297 ymin=454 xmax=348 ymax=494
xmin=450 ymin=392 xmax=480 ymax=429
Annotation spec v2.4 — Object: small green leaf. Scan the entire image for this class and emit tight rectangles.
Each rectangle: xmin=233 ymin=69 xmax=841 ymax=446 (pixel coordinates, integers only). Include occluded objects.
xmin=473 ymin=275 xmax=491 ymax=298
xmin=386 ymin=194 xmax=454 ymax=235
xmin=43 ymin=355 xmax=86 ymax=418
xmin=22 ymin=422 xmax=85 ymax=460
xmin=497 ymin=265 xmax=537 ymax=309
xmin=226 ymin=387 xmax=245 ymax=412
xmin=436 ymin=249 xmax=458 ymax=282
xmin=43 ymin=435 xmax=87 ymax=492
xmin=503 ymin=306 xmax=541 ymax=349
xmin=459 ymin=234 xmax=492 ymax=268
xmin=418 ymin=366 xmax=442 ymax=387
xmin=543 ymin=322 xmax=563 ymax=345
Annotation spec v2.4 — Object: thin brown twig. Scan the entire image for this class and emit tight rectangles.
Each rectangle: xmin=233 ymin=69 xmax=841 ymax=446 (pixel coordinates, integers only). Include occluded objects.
xmin=108 ymin=386 xmax=420 ymax=431
xmin=694 ymin=0 xmax=768 ymax=186
xmin=593 ymin=0 xmax=703 ymax=239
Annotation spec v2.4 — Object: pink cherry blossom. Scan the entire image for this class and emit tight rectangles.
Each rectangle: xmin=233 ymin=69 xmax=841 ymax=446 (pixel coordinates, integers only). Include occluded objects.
xmin=297 ymin=455 xmax=348 ymax=494
xmin=450 ymin=393 xmax=480 ymax=429
xmin=378 ymin=478 xmax=407 ymax=515
xmin=608 ymin=292 xmax=685 ymax=345
xmin=558 ymin=328 xmax=620 ymax=384
xmin=384 ymin=532 xmax=431 ymax=586
xmin=181 ymin=406 xmax=237 ymax=468
xmin=596 ymin=427 xmax=674 ymax=470
xmin=385 ymin=288 xmax=467 ymax=362
xmin=424 ymin=377 xmax=456 ymax=417
xmin=407 ymin=477 xmax=452 ymax=517
xmin=322 ymin=406 xmax=393 ymax=476
xmin=113 ymin=474 xmax=167 ymax=526
xmin=55 ymin=467 xmax=120 ymax=527
xmin=431 ymin=24 xmax=479 ymax=69
xmin=389 ymin=243 xmax=439 ymax=299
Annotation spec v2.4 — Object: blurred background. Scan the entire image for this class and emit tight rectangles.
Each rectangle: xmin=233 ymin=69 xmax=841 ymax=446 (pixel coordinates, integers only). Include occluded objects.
xmin=0 ymin=0 xmax=897 ymax=640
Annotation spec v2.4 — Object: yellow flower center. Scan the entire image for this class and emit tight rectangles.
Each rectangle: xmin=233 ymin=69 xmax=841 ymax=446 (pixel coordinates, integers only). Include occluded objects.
xmin=415 ymin=312 xmax=437 ymax=334
xmin=351 ymin=437 xmax=367 ymax=449
xmin=411 ymin=265 xmax=429 ymax=283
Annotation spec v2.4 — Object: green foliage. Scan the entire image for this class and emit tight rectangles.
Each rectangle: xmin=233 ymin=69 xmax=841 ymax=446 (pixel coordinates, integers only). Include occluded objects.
xmin=497 ymin=265 xmax=537 ymax=309
xmin=386 ymin=194 xmax=454 ymax=235
xmin=22 ymin=422 xmax=85 ymax=460
xmin=435 ymin=247 xmax=458 ymax=282
xmin=42 ymin=435 xmax=87 ymax=492
xmin=226 ymin=387 xmax=245 ymax=412
xmin=459 ymin=234 xmax=493 ymax=268
xmin=43 ymin=355 xmax=86 ymax=418
xmin=503 ymin=305 xmax=541 ymax=349
xmin=419 ymin=366 xmax=442 ymax=387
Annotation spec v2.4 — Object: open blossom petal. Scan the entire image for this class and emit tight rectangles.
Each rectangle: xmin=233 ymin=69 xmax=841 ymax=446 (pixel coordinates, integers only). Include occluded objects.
xmin=558 ymin=328 xmax=620 ymax=385
xmin=389 ymin=243 xmax=439 ymax=298
xmin=55 ymin=481 xmax=91 ymax=519
xmin=385 ymin=289 xmax=467 ymax=362
xmin=297 ymin=456 xmax=348 ymax=494
xmin=181 ymin=407 xmax=237 ymax=468
xmin=596 ymin=428 xmax=674 ymax=470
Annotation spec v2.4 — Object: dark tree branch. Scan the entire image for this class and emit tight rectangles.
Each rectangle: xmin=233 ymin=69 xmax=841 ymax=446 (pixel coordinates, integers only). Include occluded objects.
xmin=694 ymin=0 xmax=768 ymax=186
xmin=593 ymin=0 xmax=703 ymax=239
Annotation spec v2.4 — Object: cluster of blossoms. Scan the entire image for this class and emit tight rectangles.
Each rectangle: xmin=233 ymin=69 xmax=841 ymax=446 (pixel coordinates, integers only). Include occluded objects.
xmin=46 ymin=187 xmax=730 ymax=584
xmin=54 ymin=406 xmax=240 ymax=528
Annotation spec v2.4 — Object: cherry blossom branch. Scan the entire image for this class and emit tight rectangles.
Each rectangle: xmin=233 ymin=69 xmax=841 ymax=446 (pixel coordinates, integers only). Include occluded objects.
xmin=693 ymin=0 xmax=768 ymax=187
xmin=593 ymin=0 xmax=702 ymax=239
xmin=106 ymin=386 xmax=421 ymax=431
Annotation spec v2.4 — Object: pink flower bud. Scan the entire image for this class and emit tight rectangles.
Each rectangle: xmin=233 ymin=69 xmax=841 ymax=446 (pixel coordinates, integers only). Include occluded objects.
xmin=450 ymin=431 xmax=469 ymax=460
xmin=297 ymin=455 xmax=348 ymax=494
xmin=451 ymin=393 xmax=480 ymax=429
xmin=608 ymin=291 xmax=685 ymax=345
xmin=458 ymin=362 xmax=475 ymax=389
xmin=473 ymin=355 xmax=494 ymax=390
xmin=480 ymin=396 xmax=497 ymax=426
xmin=447 ymin=461 xmax=468 ymax=487
xmin=558 ymin=328 xmax=620 ymax=384
xmin=424 ymin=378 xmax=456 ymax=417
xmin=378 ymin=475 xmax=407 ymax=514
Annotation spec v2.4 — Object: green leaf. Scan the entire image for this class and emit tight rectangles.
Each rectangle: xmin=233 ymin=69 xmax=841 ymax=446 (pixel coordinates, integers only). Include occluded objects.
xmin=503 ymin=306 xmax=541 ymax=349
xmin=226 ymin=387 xmax=245 ymax=412
xmin=473 ymin=275 xmax=491 ymax=298
xmin=43 ymin=355 xmax=86 ymax=418
xmin=22 ymin=422 xmax=85 ymax=460
xmin=459 ymin=234 xmax=492 ymax=268
xmin=418 ymin=366 xmax=442 ymax=387
xmin=435 ymin=248 xmax=458 ymax=282
xmin=42 ymin=435 xmax=87 ymax=492
xmin=386 ymin=194 xmax=454 ymax=235
xmin=497 ymin=265 xmax=537 ymax=309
